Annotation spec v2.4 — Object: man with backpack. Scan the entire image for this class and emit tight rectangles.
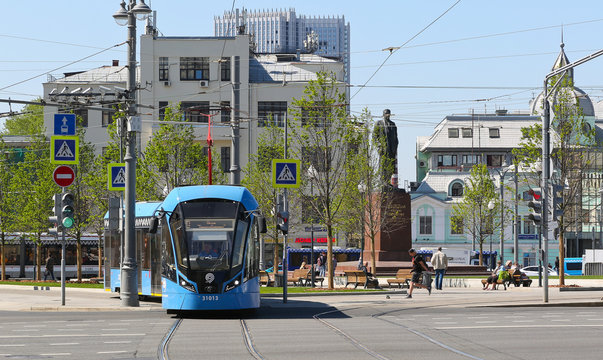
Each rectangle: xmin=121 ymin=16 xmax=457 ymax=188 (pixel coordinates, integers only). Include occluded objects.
xmin=406 ymin=248 xmax=431 ymax=298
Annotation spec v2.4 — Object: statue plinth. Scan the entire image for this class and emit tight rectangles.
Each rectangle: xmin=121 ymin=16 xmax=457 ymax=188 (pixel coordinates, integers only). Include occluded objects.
xmin=363 ymin=187 xmax=412 ymax=263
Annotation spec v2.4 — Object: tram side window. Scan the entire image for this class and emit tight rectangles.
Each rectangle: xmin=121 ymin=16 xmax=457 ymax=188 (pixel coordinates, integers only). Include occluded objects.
xmin=161 ymin=220 xmax=177 ymax=282
xmin=244 ymin=219 xmax=260 ymax=281
xmin=140 ymin=231 xmax=151 ymax=271
xmin=232 ymin=219 xmax=249 ymax=272
xmin=170 ymin=212 xmax=188 ymax=269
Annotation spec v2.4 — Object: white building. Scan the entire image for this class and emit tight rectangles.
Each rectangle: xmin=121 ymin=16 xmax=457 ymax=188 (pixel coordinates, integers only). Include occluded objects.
xmin=214 ymin=8 xmax=350 ymax=83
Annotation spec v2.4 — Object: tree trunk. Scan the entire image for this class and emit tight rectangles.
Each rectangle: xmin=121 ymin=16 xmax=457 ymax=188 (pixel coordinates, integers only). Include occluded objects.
xmin=327 ymin=224 xmax=334 ymax=289
xmin=36 ymin=241 xmax=42 ymax=281
xmin=77 ymin=240 xmax=82 ymax=281
xmin=479 ymin=240 xmax=483 ymax=266
xmin=1 ymin=236 xmax=5 ymax=281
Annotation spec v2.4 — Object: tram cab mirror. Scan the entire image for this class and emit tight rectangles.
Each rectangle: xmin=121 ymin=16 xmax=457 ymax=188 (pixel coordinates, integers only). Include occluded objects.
xmin=148 ymin=216 xmax=159 ymax=234
xmin=257 ymin=215 xmax=267 ymax=234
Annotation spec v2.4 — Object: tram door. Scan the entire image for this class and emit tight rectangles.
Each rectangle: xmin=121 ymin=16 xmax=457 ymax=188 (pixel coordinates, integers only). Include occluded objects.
xmin=150 ymin=229 xmax=162 ymax=295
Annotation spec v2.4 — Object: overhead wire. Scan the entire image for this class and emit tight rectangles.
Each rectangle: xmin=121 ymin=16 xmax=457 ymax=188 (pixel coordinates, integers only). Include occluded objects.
xmin=351 ymin=0 xmax=462 ymax=100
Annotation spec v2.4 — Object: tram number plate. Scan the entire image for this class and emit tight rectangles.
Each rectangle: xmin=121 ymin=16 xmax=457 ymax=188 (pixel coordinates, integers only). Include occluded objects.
xmin=201 ymin=295 xmax=219 ymax=301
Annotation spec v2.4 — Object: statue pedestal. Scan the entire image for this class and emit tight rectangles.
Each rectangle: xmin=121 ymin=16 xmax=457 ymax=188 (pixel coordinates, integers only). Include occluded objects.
xmin=363 ymin=187 xmax=412 ymax=266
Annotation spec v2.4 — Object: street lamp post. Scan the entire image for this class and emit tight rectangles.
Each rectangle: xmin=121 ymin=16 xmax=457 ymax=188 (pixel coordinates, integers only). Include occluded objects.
xmin=358 ymin=182 xmax=367 ymax=268
xmin=112 ymin=0 xmax=151 ymax=307
xmin=493 ymin=163 xmax=512 ymax=264
xmin=488 ymin=200 xmax=496 ymax=270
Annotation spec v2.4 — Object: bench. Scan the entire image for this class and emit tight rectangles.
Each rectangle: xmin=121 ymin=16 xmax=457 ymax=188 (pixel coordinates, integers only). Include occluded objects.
xmin=287 ymin=269 xmax=311 ymax=286
xmin=387 ymin=269 xmax=413 ymax=289
xmin=481 ymin=275 xmax=512 ymax=290
xmin=510 ymin=272 xmax=532 ymax=287
xmin=259 ymin=271 xmax=273 ymax=287
xmin=344 ymin=270 xmax=379 ymax=289
xmin=303 ymin=271 xmax=324 ymax=287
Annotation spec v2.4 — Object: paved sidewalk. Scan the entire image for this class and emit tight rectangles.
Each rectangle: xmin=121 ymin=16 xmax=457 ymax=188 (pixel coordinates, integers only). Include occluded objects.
xmin=1 ymin=283 xmax=602 ymax=312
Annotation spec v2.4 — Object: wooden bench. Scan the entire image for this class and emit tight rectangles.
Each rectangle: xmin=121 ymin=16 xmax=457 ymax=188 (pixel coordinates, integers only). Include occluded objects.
xmin=481 ymin=275 xmax=512 ymax=290
xmin=259 ymin=271 xmax=273 ymax=287
xmin=387 ymin=269 xmax=413 ymax=289
xmin=287 ymin=269 xmax=311 ymax=286
xmin=343 ymin=270 xmax=379 ymax=289
xmin=303 ymin=271 xmax=324 ymax=287
xmin=510 ymin=271 xmax=532 ymax=287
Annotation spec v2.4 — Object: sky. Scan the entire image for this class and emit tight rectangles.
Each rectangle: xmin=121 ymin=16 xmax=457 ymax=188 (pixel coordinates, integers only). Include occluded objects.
xmin=3 ymin=1 xmax=603 ymax=186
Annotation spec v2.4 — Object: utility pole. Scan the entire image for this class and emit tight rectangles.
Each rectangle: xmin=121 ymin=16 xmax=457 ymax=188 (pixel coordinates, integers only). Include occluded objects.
xmin=230 ymin=55 xmax=241 ymax=185
xmin=282 ymin=114 xmax=288 ymax=303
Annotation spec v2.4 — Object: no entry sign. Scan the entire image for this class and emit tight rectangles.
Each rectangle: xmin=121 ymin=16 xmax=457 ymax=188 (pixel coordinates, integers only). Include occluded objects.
xmin=53 ymin=165 xmax=75 ymax=187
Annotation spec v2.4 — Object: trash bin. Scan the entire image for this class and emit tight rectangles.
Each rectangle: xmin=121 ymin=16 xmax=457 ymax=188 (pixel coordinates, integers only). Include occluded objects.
xmin=273 ymin=273 xmax=283 ymax=287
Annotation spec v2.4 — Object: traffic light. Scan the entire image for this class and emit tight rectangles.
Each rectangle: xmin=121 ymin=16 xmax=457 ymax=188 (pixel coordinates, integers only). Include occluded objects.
xmin=61 ymin=192 xmax=75 ymax=229
xmin=48 ymin=193 xmax=61 ymax=236
xmin=551 ymin=184 xmax=564 ymax=222
xmin=277 ymin=211 xmax=289 ymax=235
xmin=527 ymin=188 xmax=542 ymax=225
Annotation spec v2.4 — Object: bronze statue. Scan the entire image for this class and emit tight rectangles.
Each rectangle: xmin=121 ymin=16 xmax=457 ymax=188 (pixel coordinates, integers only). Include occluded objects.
xmin=374 ymin=109 xmax=398 ymax=182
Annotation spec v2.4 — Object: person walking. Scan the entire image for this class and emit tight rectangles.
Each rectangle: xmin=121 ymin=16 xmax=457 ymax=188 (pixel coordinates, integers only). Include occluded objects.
xmin=44 ymin=254 xmax=55 ymax=281
xmin=406 ymin=248 xmax=431 ymax=298
xmin=554 ymin=256 xmax=560 ymax=274
xmin=317 ymin=252 xmax=326 ymax=277
xmin=431 ymin=247 xmax=448 ymax=290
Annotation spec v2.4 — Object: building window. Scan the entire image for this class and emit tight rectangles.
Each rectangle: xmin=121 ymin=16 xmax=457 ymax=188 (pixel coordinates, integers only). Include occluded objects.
xmin=489 ymin=128 xmax=500 ymax=138
xmin=74 ymin=108 xmax=88 ymax=128
xmin=486 ymin=154 xmax=503 ymax=167
xmin=448 ymin=128 xmax=459 ymax=138
xmin=220 ymin=146 xmax=231 ymax=173
xmin=180 ymin=57 xmax=209 ymax=81
xmin=523 ymin=216 xmax=536 ymax=235
xmin=159 ymin=57 xmax=169 ymax=81
xmin=220 ymin=57 xmax=231 ymax=81
xmin=102 ymin=106 xmax=113 ymax=127
xmin=462 ymin=128 xmax=472 ymax=138
xmin=451 ymin=216 xmax=463 ymax=235
xmin=437 ymin=155 xmax=457 ymax=167
xmin=258 ymin=101 xmax=287 ymax=127
xmin=158 ymin=101 xmax=168 ymax=120
xmin=220 ymin=101 xmax=230 ymax=123
xmin=451 ymin=182 xmax=463 ymax=197
xmin=462 ymin=154 xmax=480 ymax=165
xmin=419 ymin=216 xmax=432 ymax=235
xmin=181 ymin=102 xmax=209 ymax=122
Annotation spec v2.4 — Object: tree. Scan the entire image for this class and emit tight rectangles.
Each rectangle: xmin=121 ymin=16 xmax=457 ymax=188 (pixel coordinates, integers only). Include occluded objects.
xmin=289 ymin=71 xmax=355 ymax=289
xmin=513 ymin=75 xmax=595 ymax=285
xmin=137 ymin=103 xmax=221 ymax=201
xmin=0 ymin=136 xmax=16 ymax=280
xmin=242 ymin=123 xmax=285 ymax=271
xmin=2 ymin=101 xmax=45 ymax=136
xmin=451 ymin=164 xmax=502 ymax=266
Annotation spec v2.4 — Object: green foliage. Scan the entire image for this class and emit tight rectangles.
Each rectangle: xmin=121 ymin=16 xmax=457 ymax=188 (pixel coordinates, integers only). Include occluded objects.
xmin=137 ymin=103 xmax=219 ymax=201
xmin=2 ymin=101 xmax=45 ymax=135
xmin=451 ymin=164 xmax=501 ymax=264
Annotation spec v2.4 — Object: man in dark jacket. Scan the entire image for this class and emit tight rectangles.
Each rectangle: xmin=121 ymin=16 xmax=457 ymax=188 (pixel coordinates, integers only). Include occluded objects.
xmin=44 ymin=254 xmax=55 ymax=281
xmin=406 ymin=248 xmax=430 ymax=298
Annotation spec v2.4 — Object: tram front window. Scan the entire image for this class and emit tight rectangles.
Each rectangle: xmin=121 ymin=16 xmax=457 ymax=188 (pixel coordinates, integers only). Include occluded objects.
xmin=186 ymin=223 xmax=233 ymax=271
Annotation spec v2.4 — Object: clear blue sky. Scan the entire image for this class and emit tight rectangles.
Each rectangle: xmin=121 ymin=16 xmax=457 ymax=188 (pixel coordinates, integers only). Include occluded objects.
xmin=2 ymin=1 xmax=603 ymax=185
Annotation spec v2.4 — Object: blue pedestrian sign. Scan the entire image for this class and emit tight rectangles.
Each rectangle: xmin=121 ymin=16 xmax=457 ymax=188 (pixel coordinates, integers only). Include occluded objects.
xmin=54 ymin=114 xmax=76 ymax=135
xmin=51 ymin=136 xmax=79 ymax=164
xmin=272 ymin=159 xmax=301 ymax=188
xmin=108 ymin=163 xmax=126 ymax=191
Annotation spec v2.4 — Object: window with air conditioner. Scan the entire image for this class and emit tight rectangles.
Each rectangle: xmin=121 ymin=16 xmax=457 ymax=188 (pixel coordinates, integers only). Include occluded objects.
xmin=180 ymin=57 xmax=209 ymax=81
xmin=159 ymin=57 xmax=169 ymax=81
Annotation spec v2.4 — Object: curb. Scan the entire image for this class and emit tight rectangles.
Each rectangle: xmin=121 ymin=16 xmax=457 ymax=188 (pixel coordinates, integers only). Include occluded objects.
xmin=559 ymin=287 xmax=603 ymax=292
xmin=261 ymin=289 xmax=405 ymax=298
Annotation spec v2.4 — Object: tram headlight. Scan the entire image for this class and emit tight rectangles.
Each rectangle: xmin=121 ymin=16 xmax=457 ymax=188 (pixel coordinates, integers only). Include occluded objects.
xmin=224 ymin=275 xmax=242 ymax=292
xmin=179 ymin=278 xmax=197 ymax=293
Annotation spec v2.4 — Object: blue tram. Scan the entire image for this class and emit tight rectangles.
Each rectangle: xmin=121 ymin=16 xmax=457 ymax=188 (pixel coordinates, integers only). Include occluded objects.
xmin=104 ymin=185 xmax=266 ymax=311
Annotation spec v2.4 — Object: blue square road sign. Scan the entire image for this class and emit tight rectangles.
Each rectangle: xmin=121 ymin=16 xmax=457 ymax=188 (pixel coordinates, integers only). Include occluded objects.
xmin=54 ymin=114 xmax=76 ymax=135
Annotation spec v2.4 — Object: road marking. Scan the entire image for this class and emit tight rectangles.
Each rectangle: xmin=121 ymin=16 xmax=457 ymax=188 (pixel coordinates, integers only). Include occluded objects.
xmin=40 ymin=353 xmax=71 ymax=356
xmin=51 ymin=343 xmax=79 ymax=346
xmin=431 ymin=317 xmax=452 ymax=320
xmin=44 ymin=321 xmax=67 ymax=323
xmin=586 ymin=319 xmax=603 ymax=321
xmin=475 ymin=321 xmax=496 ymax=324
xmin=24 ymin=325 xmax=46 ymax=328
xmin=0 ymin=333 xmax=146 ymax=339
xmin=101 ymin=328 xmax=127 ymax=331
xmin=98 ymin=350 xmax=128 ymax=354
xmin=0 ymin=345 xmax=24 ymax=347
xmin=12 ymin=329 xmax=39 ymax=332
xmin=467 ymin=317 xmax=482 ymax=319
xmin=551 ymin=319 xmax=570 ymax=322
xmin=104 ymin=341 xmax=131 ymax=344
xmin=437 ymin=324 xmax=603 ymax=330
xmin=512 ymin=320 xmax=534 ymax=323
xmin=434 ymin=322 xmax=458 ymax=325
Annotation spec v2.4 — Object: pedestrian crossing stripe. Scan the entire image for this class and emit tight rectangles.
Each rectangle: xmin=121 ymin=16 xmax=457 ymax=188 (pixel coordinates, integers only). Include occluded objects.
xmin=108 ymin=163 xmax=126 ymax=191
xmin=272 ymin=159 xmax=301 ymax=188
xmin=50 ymin=135 xmax=79 ymax=164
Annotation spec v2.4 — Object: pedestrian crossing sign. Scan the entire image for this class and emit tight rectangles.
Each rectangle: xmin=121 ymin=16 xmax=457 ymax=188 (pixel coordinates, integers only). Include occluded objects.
xmin=50 ymin=135 xmax=79 ymax=164
xmin=272 ymin=159 xmax=301 ymax=188
xmin=108 ymin=163 xmax=126 ymax=191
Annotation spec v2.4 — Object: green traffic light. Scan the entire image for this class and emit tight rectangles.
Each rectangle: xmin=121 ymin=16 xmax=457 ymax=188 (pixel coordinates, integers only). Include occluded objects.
xmin=62 ymin=217 xmax=74 ymax=229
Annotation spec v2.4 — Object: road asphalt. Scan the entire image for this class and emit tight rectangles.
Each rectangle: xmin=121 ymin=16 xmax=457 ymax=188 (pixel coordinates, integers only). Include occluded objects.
xmin=0 ymin=280 xmax=602 ymax=312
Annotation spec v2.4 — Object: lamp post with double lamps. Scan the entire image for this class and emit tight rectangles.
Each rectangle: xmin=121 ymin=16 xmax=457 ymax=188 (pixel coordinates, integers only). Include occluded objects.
xmin=112 ymin=0 xmax=152 ymax=307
